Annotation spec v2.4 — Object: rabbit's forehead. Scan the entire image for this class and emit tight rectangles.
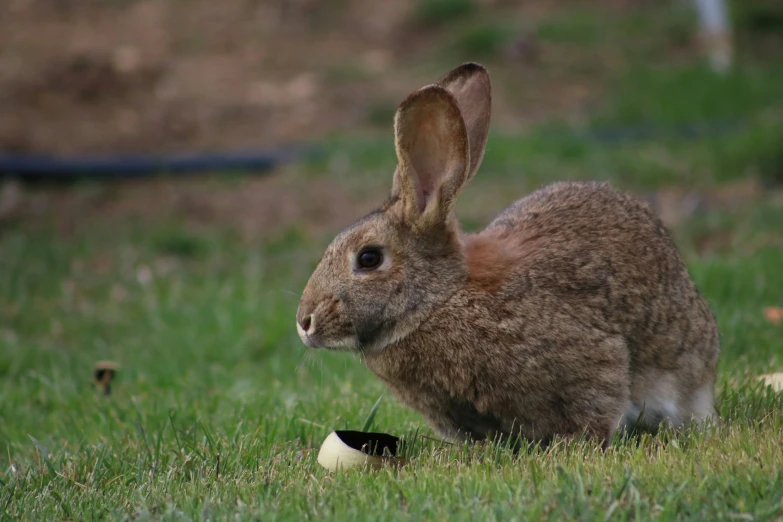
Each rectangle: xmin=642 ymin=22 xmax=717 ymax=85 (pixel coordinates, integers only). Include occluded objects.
xmin=330 ymin=212 xmax=396 ymax=252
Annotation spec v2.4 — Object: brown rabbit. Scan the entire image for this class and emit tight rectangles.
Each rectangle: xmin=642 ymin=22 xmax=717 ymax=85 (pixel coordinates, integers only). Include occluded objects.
xmin=296 ymin=63 xmax=719 ymax=448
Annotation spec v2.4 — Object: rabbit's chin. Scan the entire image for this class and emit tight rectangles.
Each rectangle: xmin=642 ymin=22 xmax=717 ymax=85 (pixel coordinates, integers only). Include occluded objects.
xmin=297 ymin=330 xmax=362 ymax=352
xmin=298 ymin=315 xmax=419 ymax=353
xmin=300 ymin=330 xmax=401 ymax=354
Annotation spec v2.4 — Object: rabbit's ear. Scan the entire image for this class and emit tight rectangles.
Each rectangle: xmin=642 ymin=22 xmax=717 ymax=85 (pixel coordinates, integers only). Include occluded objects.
xmin=392 ymin=84 xmax=469 ymax=226
xmin=438 ymin=63 xmax=491 ymax=182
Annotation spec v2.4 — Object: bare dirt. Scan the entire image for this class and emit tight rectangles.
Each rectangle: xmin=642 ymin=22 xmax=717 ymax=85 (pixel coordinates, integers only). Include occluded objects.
xmin=0 ymin=0 xmax=630 ymax=156
xmin=1 ymin=0 xmax=403 ymax=155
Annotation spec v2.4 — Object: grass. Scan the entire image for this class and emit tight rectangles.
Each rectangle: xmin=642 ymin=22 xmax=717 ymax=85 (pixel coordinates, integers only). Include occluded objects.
xmin=3 ymin=2 xmax=783 ymax=520
xmin=452 ymin=23 xmax=514 ymax=57
xmin=1 ymin=213 xmax=782 ymax=520
xmin=414 ymin=0 xmax=477 ymax=28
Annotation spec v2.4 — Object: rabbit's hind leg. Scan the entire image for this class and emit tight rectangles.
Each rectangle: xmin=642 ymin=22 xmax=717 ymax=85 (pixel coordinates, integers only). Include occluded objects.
xmin=680 ymin=382 xmax=718 ymax=435
xmin=622 ymin=370 xmax=683 ymax=432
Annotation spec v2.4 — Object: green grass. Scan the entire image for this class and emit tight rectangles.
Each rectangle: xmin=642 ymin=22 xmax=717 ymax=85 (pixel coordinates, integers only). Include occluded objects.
xmin=414 ymin=0 xmax=477 ymax=28
xmin=452 ymin=23 xmax=514 ymax=58
xmin=1 ymin=206 xmax=782 ymax=520
xmin=3 ymin=2 xmax=783 ymax=520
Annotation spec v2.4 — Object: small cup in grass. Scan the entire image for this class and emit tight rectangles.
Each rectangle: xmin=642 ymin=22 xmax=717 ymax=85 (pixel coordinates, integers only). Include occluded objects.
xmin=317 ymin=430 xmax=407 ymax=471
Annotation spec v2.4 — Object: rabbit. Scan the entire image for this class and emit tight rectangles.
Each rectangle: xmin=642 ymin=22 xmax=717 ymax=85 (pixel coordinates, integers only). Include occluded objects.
xmin=296 ymin=62 xmax=720 ymax=449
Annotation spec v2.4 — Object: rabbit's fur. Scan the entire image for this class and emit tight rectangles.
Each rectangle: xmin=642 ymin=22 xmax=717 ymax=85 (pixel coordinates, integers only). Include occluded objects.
xmin=297 ymin=63 xmax=719 ymax=448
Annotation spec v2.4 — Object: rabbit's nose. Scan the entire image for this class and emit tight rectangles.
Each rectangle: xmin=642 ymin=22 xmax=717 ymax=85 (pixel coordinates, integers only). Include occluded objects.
xmin=296 ymin=309 xmax=315 ymax=337
xmin=300 ymin=314 xmax=312 ymax=333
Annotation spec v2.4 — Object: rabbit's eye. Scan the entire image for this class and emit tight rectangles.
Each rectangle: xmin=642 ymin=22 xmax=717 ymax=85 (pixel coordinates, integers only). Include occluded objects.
xmin=357 ymin=247 xmax=383 ymax=270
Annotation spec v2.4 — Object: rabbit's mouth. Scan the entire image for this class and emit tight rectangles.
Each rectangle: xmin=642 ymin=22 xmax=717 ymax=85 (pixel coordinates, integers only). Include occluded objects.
xmin=295 ymin=318 xmax=398 ymax=353
xmin=296 ymin=290 xmax=405 ymax=352
xmin=298 ymin=329 xmax=357 ymax=352
xmin=296 ymin=294 xmax=362 ymax=351
xmin=296 ymin=316 xmax=360 ymax=352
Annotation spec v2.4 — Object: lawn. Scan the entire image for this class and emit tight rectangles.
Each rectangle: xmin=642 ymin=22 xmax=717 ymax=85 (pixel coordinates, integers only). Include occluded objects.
xmin=2 ymin=2 xmax=783 ymax=521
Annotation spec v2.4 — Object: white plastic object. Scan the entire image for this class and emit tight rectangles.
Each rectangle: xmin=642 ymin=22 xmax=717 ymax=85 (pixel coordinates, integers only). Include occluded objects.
xmin=317 ymin=430 xmax=406 ymax=471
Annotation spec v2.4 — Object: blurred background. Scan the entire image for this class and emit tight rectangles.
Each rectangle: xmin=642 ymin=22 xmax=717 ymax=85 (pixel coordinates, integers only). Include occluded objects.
xmin=1 ymin=0 xmax=782 ymax=461
xmin=1 ymin=0 xmax=782 ymax=233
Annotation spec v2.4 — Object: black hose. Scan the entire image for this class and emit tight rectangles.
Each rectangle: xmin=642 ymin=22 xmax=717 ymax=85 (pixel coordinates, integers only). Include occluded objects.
xmin=0 ymin=120 xmax=746 ymax=182
xmin=0 ymin=145 xmax=318 ymax=182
